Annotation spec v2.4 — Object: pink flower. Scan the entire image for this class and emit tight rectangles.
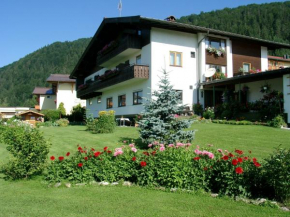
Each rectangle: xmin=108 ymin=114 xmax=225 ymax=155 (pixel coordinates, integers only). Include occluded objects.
xmin=194 ymin=149 xmax=202 ymax=155
xmin=148 ymin=144 xmax=153 ymax=148
xmin=123 ymin=140 xmax=127 ymax=143
xmin=154 ymin=141 xmax=159 ymax=145
xmin=129 ymin=143 xmax=135 ymax=148
xmin=217 ymin=149 xmax=223 ymax=153
xmin=186 ymin=143 xmax=192 ymax=147
xmin=131 ymin=147 xmax=137 ymax=153
xmin=174 ymin=114 xmax=179 ymax=118
xmin=176 ymin=143 xmax=184 ymax=147
xmin=196 ymin=145 xmax=200 ymax=149
xmin=114 ymin=148 xmax=123 ymax=156
xmin=168 ymin=144 xmax=174 ymax=148
xmin=159 ymin=146 xmax=165 ymax=152
xmin=160 ymin=144 xmax=164 ymax=147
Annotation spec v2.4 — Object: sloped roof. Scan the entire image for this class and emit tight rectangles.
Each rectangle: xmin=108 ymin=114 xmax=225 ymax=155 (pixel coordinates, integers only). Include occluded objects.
xmin=32 ymin=87 xmax=54 ymax=95
xmin=268 ymin=56 xmax=290 ymax=62
xmin=17 ymin=110 xmax=44 ymax=116
xmin=47 ymin=74 xmax=75 ymax=83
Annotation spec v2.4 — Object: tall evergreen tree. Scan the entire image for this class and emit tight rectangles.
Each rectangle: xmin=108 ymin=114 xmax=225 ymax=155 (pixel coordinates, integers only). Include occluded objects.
xmin=139 ymin=70 xmax=195 ymax=144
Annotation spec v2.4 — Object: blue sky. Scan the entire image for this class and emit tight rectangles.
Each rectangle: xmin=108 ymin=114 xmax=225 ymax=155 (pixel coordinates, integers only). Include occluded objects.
xmin=0 ymin=0 xmax=286 ymax=67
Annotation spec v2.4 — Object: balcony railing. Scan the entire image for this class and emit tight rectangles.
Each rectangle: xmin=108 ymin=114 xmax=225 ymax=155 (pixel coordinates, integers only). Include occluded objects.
xmin=77 ymin=65 xmax=149 ymax=99
xmin=96 ymin=35 xmax=142 ymax=66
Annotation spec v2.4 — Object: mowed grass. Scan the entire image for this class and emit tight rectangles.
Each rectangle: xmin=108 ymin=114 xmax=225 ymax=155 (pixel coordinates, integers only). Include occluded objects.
xmin=0 ymin=123 xmax=290 ymax=216
xmin=0 ymin=178 xmax=289 ymax=217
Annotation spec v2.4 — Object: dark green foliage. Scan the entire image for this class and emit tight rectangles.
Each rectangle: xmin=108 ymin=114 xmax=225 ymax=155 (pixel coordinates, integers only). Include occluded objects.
xmin=178 ymin=2 xmax=290 ymax=56
xmin=139 ymin=70 xmax=195 ymax=144
xmin=0 ymin=38 xmax=91 ymax=106
xmin=68 ymin=104 xmax=86 ymax=123
xmin=1 ymin=123 xmax=50 ymax=179
xmin=268 ymin=115 xmax=287 ymax=128
xmin=41 ymin=109 xmax=60 ymax=122
xmin=193 ymin=103 xmax=203 ymax=116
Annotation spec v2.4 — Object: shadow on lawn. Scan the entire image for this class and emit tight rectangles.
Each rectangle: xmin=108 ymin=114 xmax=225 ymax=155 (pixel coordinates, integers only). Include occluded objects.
xmin=119 ymin=137 xmax=147 ymax=149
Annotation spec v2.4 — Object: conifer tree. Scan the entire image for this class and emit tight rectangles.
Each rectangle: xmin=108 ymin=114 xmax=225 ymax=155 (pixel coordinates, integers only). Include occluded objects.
xmin=58 ymin=102 xmax=66 ymax=118
xmin=139 ymin=70 xmax=195 ymax=144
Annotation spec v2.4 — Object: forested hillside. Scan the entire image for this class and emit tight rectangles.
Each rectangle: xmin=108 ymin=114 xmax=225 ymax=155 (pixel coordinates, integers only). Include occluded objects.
xmin=178 ymin=1 xmax=290 ymax=56
xmin=1 ymin=2 xmax=290 ymax=106
xmin=0 ymin=38 xmax=90 ymax=106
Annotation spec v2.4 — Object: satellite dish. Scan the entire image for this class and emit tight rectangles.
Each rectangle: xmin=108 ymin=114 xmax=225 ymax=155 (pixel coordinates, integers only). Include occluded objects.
xmin=205 ymin=68 xmax=216 ymax=77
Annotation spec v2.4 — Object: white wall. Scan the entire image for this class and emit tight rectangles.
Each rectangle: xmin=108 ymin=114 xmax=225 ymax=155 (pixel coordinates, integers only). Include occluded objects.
xmin=234 ymin=77 xmax=283 ymax=102
xmin=226 ymin=39 xmax=233 ymax=78
xmin=57 ymin=83 xmax=86 ymax=114
xmin=150 ymin=28 xmax=198 ymax=106
xmin=283 ymin=74 xmax=290 ymax=123
xmin=40 ymin=95 xmax=56 ymax=110
xmin=261 ymin=46 xmax=268 ymax=71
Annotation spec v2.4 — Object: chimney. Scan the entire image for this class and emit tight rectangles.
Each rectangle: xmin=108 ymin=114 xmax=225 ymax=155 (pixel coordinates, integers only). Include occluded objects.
xmin=165 ymin=16 xmax=176 ymax=22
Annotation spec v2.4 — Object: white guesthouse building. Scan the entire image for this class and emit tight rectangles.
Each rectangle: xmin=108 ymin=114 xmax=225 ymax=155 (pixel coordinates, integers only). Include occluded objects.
xmin=70 ymin=16 xmax=290 ymax=124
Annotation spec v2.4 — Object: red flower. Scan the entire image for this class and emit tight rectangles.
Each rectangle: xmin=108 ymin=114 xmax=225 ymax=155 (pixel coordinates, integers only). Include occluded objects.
xmin=235 ymin=167 xmax=243 ymax=174
xmin=107 ymin=150 xmax=112 ymax=154
xmin=143 ymin=152 xmax=149 ymax=156
xmin=140 ymin=161 xmax=147 ymax=167
xmin=222 ymin=156 xmax=229 ymax=161
xmin=84 ymin=157 xmax=88 ymax=160
xmin=151 ymin=151 xmax=156 ymax=156
xmin=78 ymin=147 xmax=82 ymax=151
xmin=104 ymin=147 xmax=108 ymax=151
xmin=237 ymin=157 xmax=243 ymax=163
xmin=203 ymin=167 xmax=208 ymax=171
xmin=91 ymin=148 xmax=95 ymax=151
xmin=94 ymin=152 xmax=101 ymax=157
xmin=228 ymin=153 xmax=234 ymax=158
xmin=66 ymin=152 xmax=70 ymax=157
xmin=132 ymin=157 xmax=136 ymax=161
xmin=78 ymin=163 xmax=83 ymax=167
xmin=193 ymin=157 xmax=201 ymax=161
xmin=59 ymin=156 xmax=64 ymax=161
xmin=253 ymin=158 xmax=257 ymax=162
xmin=254 ymin=162 xmax=261 ymax=167
xmin=50 ymin=156 xmax=55 ymax=161
xmin=232 ymin=159 xmax=238 ymax=166
xmin=235 ymin=149 xmax=243 ymax=155
xmin=243 ymin=156 xmax=248 ymax=160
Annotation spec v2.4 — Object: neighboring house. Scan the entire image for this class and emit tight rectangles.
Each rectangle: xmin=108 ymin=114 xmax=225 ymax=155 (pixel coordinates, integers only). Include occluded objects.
xmin=33 ymin=74 xmax=86 ymax=114
xmin=69 ymin=16 xmax=290 ymax=124
xmin=268 ymin=55 xmax=290 ymax=70
xmin=0 ymin=107 xmax=30 ymax=119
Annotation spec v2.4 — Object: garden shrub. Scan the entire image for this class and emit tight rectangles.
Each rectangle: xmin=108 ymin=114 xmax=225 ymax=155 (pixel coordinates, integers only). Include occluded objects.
xmin=268 ymin=115 xmax=287 ymax=128
xmin=36 ymin=121 xmax=59 ymax=128
xmin=193 ymin=103 xmax=203 ymax=116
xmin=262 ymin=148 xmax=290 ymax=204
xmin=203 ymin=107 xmax=215 ymax=119
xmin=139 ymin=70 xmax=194 ymax=144
xmin=1 ymin=123 xmax=50 ymax=179
xmin=68 ymin=104 xmax=86 ymax=123
xmin=41 ymin=109 xmax=60 ymax=122
xmin=56 ymin=118 xmax=69 ymax=127
xmin=86 ymin=111 xmax=116 ymax=134
xmin=58 ymin=102 xmax=66 ymax=117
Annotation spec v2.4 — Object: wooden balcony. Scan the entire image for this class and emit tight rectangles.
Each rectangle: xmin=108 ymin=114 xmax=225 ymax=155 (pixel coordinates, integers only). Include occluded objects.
xmin=97 ymin=35 xmax=142 ymax=67
xmin=77 ymin=65 xmax=149 ymax=99
xmin=206 ymin=49 xmax=227 ymax=66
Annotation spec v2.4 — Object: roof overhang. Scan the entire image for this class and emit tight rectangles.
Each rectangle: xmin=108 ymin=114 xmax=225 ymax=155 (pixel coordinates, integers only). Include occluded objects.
xmin=201 ymin=68 xmax=290 ymax=88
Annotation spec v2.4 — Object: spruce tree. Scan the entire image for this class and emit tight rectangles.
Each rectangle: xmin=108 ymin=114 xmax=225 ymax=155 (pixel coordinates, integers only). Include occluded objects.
xmin=58 ymin=102 xmax=66 ymax=118
xmin=139 ymin=70 xmax=195 ymax=144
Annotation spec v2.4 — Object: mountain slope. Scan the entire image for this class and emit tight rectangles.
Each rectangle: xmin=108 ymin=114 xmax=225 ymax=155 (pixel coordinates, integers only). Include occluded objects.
xmin=0 ymin=38 xmax=91 ymax=106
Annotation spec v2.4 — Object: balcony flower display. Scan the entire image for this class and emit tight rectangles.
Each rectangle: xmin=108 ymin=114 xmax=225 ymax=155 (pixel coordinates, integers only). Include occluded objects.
xmin=99 ymin=69 xmax=120 ymax=81
xmin=97 ymin=40 xmax=118 ymax=56
xmin=206 ymin=47 xmax=226 ymax=57
xmin=212 ymin=72 xmax=226 ymax=80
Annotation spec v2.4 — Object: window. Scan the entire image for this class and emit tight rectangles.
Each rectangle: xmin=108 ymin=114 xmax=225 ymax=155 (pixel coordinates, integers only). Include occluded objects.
xmin=243 ymin=63 xmax=251 ymax=73
xmin=133 ymin=90 xmax=143 ymax=105
xmin=136 ymin=55 xmax=141 ymax=65
xmin=97 ymin=97 xmax=101 ymax=104
xmin=106 ymin=97 xmax=113 ymax=109
xmin=89 ymin=99 xmax=93 ymax=105
xmin=208 ymin=38 xmax=226 ymax=49
xmin=174 ymin=90 xmax=183 ymax=103
xmin=118 ymin=95 xmax=126 ymax=107
xmin=170 ymin=51 xmax=182 ymax=67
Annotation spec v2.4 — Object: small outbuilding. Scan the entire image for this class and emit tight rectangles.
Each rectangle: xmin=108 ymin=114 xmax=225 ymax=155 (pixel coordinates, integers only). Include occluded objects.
xmin=17 ymin=110 xmax=44 ymax=126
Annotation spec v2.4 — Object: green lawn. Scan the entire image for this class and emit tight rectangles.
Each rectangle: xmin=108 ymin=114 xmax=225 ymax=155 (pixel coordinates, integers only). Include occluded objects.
xmin=0 ymin=123 xmax=290 ymax=216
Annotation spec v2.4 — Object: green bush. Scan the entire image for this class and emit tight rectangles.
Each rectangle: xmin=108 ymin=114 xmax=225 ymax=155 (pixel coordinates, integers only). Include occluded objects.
xmin=193 ymin=103 xmax=203 ymax=116
xmin=268 ymin=115 xmax=287 ymax=128
xmin=68 ymin=104 xmax=86 ymax=123
xmin=262 ymin=148 xmax=290 ymax=204
xmin=203 ymin=107 xmax=215 ymax=119
xmin=58 ymin=102 xmax=66 ymax=117
xmin=86 ymin=111 xmax=116 ymax=134
xmin=56 ymin=118 xmax=69 ymax=127
xmin=0 ymin=123 xmax=50 ymax=179
xmin=41 ymin=109 xmax=60 ymax=121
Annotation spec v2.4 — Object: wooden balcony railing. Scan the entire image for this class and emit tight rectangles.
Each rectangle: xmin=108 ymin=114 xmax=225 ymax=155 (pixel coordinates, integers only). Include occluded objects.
xmin=77 ymin=65 xmax=149 ymax=99
xmin=96 ymin=35 xmax=142 ymax=66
